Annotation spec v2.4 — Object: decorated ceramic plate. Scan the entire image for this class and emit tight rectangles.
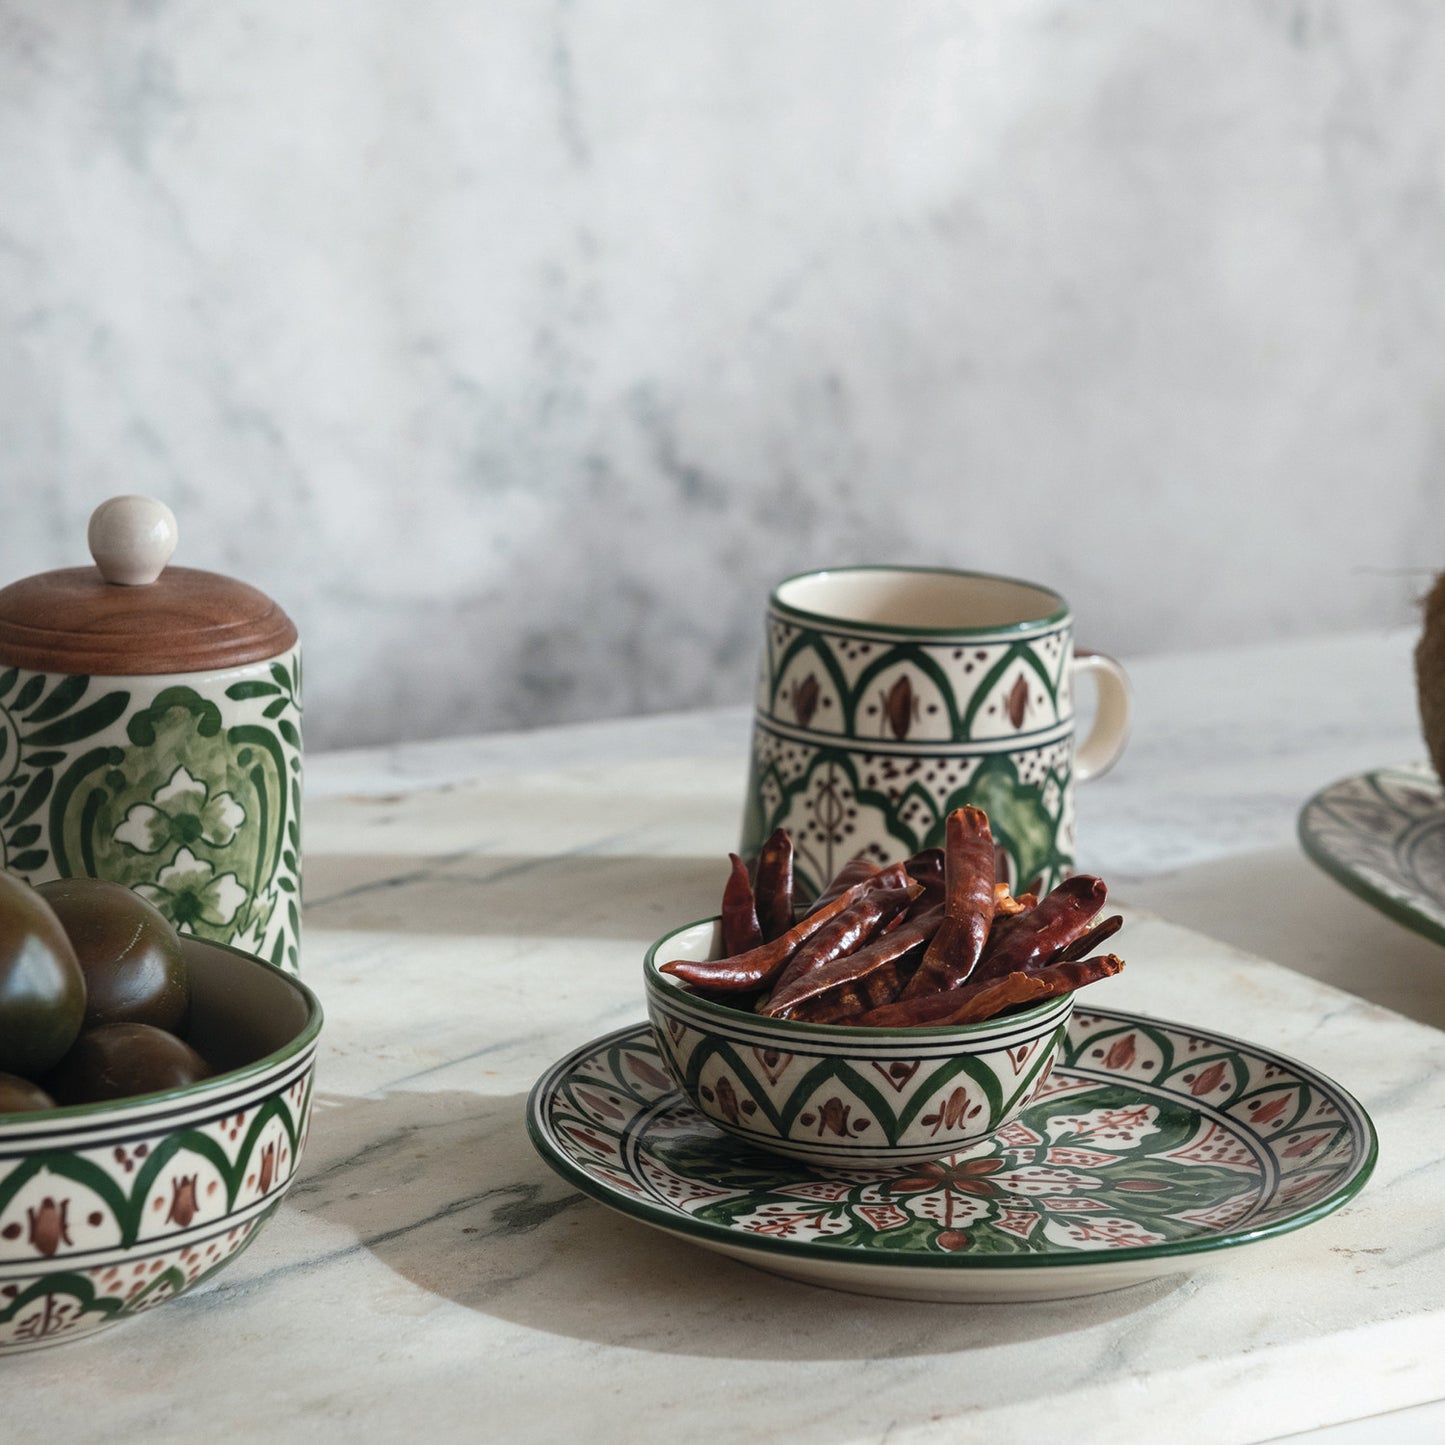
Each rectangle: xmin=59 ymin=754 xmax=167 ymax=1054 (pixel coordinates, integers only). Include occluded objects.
xmin=526 ymin=1009 xmax=1376 ymax=1302
xmin=1298 ymin=765 xmax=1445 ymax=948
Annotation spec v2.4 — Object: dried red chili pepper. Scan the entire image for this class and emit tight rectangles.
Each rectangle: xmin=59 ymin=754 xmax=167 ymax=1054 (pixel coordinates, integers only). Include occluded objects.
xmin=853 ymin=954 xmax=1123 ymax=1028
xmin=720 ymin=853 xmax=764 ymax=956
xmin=762 ymin=888 xmax=926 ymax=1017
xmin=905 ymin=847 xmax=945 ymax=885
xmin=1058 ymin=913 xmax=1123 ymax=962
xmin=670 ymin=820 xmax=1127 ymax=1024
xmin=993 ymin=883 xmax=1035 ymax=917
xmin=941 ymin=954 xmax=1124 ymax=1025
xmin=974 ymin=875 xmax=1108 ymax=979
xmin=754 ymin=828 xmax=796 ymax=941
xmin=766 ymin=886 xmax=910 ymax=1002
xmin=901 ymin=807 xmax=995 ymax=997
xmin=660 ymin=873 xmax=883 ymax=992
xmin=805 ymin=857 xmax=879 ymax=914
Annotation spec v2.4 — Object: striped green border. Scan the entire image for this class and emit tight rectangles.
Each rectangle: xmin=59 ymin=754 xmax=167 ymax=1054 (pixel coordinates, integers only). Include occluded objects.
xmin=0 ymin=937 xmax=323 ymax=1130
xmin=527 ymin=1009 xmax=1378 ymax=1278
xmin=1297 ymin=768 xmax=1445 ymax=950
xmin=769 ymin=565 xmax=1070 ymax=639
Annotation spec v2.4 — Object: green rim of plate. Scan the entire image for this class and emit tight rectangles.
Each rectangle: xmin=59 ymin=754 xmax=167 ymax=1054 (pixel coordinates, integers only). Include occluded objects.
xmin=1297 ymin=767 xmax=1445 ymax=950
xmin=526 ymin=1007 xmax=1378 ymax=1275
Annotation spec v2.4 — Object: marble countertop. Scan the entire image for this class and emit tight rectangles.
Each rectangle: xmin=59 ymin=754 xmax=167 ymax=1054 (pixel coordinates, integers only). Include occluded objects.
xmin=9 ymin=628 xmax=1445 ymax=1443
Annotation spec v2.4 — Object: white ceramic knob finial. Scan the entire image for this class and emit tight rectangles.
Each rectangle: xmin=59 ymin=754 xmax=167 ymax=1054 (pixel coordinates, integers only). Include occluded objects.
xmin=88 ymin=495 xmax=179 ymax=586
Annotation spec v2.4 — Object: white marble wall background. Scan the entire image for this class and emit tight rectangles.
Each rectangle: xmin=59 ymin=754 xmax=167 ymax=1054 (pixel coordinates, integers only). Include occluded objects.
xmin=0 ymin=1 xmax=1442 ymax=749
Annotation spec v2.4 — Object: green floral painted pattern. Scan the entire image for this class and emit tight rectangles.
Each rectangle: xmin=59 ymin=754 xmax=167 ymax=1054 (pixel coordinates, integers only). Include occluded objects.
xmin=0 ymin=652 xmax=302 ymax=972
xmin=744 ymin=740 xmax=1072 ymax=898
xmin=743 ymin=616 xmax=1076 ymax=894
xmin=533 ymin=1010 xmax=1376 ymax=1271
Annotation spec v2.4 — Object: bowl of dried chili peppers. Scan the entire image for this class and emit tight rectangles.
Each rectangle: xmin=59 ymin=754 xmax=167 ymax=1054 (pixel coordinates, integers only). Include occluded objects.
xmin=644 ymin=807 xmax=1125 ymax=1168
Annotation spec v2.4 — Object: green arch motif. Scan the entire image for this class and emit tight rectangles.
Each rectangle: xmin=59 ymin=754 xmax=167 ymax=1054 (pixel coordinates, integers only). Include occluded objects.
xmin=0 ymin=1152 xmax=133 ymax=1231
xmin=126 ymin=1129 xmax=249 ymax=1235
xmin=892 ymin=1054 xmax=1010 ymax=1137
xmin=0 ymin=1272 xmax=126 ymax=1338
xmin=849 ymin=644 xmax=963 ymax=739
xmin=768 ymin=631 xmax=852 ymax=727
xmin=787 ymin=749 xmax=915 ymax=898
xmin=772 ymin=1055 xmax=916 ymax=1140
xmin=960 ymin=639 xmax=1064 ymax=739
xmin=0 ymin=1198 xmax=283 ymax=1343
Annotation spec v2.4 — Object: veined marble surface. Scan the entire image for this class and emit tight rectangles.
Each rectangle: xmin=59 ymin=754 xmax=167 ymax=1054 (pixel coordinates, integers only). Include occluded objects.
xmin=6 ymin=631 xmax=1445 ymax=1443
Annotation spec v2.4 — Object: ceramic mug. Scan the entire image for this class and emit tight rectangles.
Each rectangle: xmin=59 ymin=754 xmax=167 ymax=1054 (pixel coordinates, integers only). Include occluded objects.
xmin=740 ymin=565 xmax=1130 ymax=898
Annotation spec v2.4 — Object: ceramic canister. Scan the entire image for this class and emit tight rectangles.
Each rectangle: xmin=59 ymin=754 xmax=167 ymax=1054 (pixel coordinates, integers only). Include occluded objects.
xmin=0 ymin=497 xmax=303 ymax=973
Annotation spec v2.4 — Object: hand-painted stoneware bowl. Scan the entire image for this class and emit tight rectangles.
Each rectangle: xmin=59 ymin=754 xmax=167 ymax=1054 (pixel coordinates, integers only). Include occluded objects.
xmin=644 ymin=917 xmax=1072 ymax=1169
xmin=0 ymin=936 xmax=321 ymax=1351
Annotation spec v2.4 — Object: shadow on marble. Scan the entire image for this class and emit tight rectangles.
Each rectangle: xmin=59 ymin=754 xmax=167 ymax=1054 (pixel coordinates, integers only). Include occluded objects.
xmin=302 ymin=851 xmax=723 ymax=940
xmin=1119 ymin=846 xmax=1445 ymax=1033
xmin=287 ymin=1088 xmax=1182 ymax=1362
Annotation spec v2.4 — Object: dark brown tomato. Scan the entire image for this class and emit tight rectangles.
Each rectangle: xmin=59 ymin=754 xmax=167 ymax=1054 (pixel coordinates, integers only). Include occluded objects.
xmin=36 ymin=878 xmax=188 ymax=1033
xmin=0 ymin=871 xmax=86 ymax=1080
xmin=0 ymin=1070 xmax=57 ymax=1113
xmin=45 ymin=1023 xmax=210 ymax=1105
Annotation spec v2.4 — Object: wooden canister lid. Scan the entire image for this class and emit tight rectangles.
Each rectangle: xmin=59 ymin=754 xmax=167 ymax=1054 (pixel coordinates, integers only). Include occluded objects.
xmin=0 ymin=497 xmax=298 ymax=675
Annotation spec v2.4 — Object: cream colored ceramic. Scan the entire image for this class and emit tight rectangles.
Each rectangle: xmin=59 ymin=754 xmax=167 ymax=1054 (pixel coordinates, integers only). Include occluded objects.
xmin=741 ymin=565 xmax=1130 ymax=897
xmin=0 ymin=499 xmax=303 ymax=972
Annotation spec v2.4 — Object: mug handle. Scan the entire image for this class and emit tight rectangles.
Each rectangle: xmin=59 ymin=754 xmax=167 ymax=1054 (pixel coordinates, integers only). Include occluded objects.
xmin=1073 ymin=650 xmax=1132 ymax=782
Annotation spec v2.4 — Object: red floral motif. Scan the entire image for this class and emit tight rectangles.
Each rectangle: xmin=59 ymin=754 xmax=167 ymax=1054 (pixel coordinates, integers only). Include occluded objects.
xmin=1006 ymin=1041 xmax=1036 ymax=1075
xmin=887 ymin=1157 xmax=1006 ymax=1200
xmin=994 ymin=1208 xmax=1042 ymax=1240
xmin=996 ymin=1120 xmax=1047 ymax=1148
xmin=1045 ymin=1146 xmax=1120 ymax=1169
xmin=744 ymin=1209 xmax=832 ymax=1239
xmin=855 ymin=1203 xmax=911 ymax=1232
xmin=626 ymin=1054 xmax=673 ymax=1090
xmin=1281 ymin=1133 xmax=1330 ymax=1159
xmin=752 ymin=1047 xmax=794 ymax=1085
xmin=880 ymin=676 xmax=919 ymax=739
xmin=812 ymin=1096 xmax=867 ymax=1137
xmin=166 ymin=1176 xmax=199 ymax=1228
xmin=872 ymin=1059 xmax=920 ymax=1093
xmin=258 ymin=1142 xmax=277 ymax=1194
xmin=1006 ymin=674 xmax=1031 ymax=729
xmin=575 ymin=1088 xmax=626 ymax=1121
xmin=1187 ymin=1061 xmax=1229 ymax=1097
xmin=922 ymin=1086 xmax=981 ymax=1136
xmin=563 ymin=1125 xmax=614 ymax=1158
xmin=1053 ymin=1103 xmax=1158 ymax=1144
xmin=1103 ymin=1034 xmax=1137 ymax=1071
xmin=1249 ymin=1096 xmax=1292 ymax=1126
xmin=714 ymin=1075 xmax=743 ymax=1125
xmin=26 ymin=1199 xmax=71 ymax=1258
xmin=789 ymin=674 xmax=821 ymax=727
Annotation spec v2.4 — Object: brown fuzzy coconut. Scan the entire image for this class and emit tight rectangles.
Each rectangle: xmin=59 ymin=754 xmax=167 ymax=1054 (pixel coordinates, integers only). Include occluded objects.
xmin=1415 ymin=571 xmax=1445 ymax=783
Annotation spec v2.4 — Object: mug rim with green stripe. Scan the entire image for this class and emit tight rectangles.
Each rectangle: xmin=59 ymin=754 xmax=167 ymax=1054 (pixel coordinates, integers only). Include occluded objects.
xmin=770 ymin=564 xmax=1069 ymax=638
